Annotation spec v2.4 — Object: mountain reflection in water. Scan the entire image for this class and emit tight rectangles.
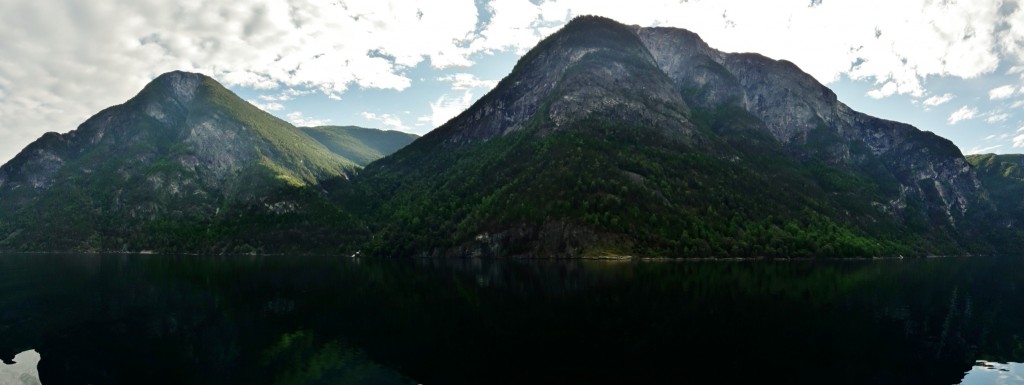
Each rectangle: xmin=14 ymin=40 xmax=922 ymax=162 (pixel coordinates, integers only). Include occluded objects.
xmin=0 ymin=254 xmax=1022 ymax=385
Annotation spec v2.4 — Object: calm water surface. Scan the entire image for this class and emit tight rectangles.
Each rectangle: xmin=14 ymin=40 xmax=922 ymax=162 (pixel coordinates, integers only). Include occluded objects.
xmin=1 ymin=254 xmax=1022 ymax=384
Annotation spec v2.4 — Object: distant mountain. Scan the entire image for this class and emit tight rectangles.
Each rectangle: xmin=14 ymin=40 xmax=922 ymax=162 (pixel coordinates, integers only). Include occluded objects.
xmin=301 ymin=126 xmax=418 ymax=167
xmin=0 ymin=72 xmax=409 ymax=253
xmin=341 ymin=16 xmax=997 ymax=258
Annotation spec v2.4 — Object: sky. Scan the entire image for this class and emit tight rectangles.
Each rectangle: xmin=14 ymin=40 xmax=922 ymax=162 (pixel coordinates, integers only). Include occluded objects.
xmin=0 ymin=0 xmax=1023 ymax=165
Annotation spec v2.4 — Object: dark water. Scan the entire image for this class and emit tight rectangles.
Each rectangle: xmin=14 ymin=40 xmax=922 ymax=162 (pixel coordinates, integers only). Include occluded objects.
xmin=1 ymin=254 xmax=1023 ymax=385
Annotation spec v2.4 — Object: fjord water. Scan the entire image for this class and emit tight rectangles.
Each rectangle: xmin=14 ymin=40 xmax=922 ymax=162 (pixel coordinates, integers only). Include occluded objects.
xmin=1 ymin=254 xmax=1022 ymax=384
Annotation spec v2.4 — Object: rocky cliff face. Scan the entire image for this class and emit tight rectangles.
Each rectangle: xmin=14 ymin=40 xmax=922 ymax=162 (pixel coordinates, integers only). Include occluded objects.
xmin=966 ymin=154 xmax=1024 ymax=234
xmin=634 ymin=26 xmax=987 ymax=228
xmin=424 ymin=17 xmax=694 ymax=145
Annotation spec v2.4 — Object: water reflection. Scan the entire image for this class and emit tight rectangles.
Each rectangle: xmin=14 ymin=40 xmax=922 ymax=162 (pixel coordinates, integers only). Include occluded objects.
xmin=0 ymin=254 xmax=1022 ymax=384
xmin=960 ymin=362 xmax=1024 ymax=385
xmin=0 ymin=350 xmax=40 ymax=385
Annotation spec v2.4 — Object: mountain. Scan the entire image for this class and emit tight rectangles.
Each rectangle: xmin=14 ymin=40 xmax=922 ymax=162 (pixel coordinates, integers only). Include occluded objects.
xmin=301 ymin=126 xmax=418 ymax=167
xmin=968 ymin=154 xmax=1024 ymax=205
xmin=0 ymin=72 xmax=408 ymax=253
xmin=966 ymin=154 xmax=1024 ymax=243
xmin=340 ymin=16 xmax=996 ymax=258
xmin=635 ymin=26 xmax=986 ymax=226
xmin=1 ymin=17 xmax=1014 ymax=257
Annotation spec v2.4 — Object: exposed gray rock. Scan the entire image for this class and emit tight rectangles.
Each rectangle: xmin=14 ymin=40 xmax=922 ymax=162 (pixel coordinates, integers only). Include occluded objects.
xmin=635 ymin=25 xmax=987 ymax=227
xmin=430 ymin=17 xmax=694 ymax=145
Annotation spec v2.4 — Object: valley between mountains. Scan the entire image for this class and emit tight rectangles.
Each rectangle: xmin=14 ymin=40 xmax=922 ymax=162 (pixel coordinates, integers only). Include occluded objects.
xmin=1 ymin=16 xmax=1021 ymax=258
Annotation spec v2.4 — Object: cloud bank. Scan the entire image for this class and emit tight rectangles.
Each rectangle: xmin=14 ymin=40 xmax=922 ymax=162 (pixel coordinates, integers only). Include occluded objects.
xmin=1 ymin=0 xmax=1022 ymax=163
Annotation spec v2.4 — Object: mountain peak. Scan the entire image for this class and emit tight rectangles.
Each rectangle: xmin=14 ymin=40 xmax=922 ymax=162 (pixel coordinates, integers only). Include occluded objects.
xmin=153 ymin=69 xmax=204 ymax=81
xmin=559 ymin=14 xmax=626 ymax=31
xmin=420 ymin=15 xmax=692 ymax=146
xmin=140 ymin=70 xmax=207 ymax=105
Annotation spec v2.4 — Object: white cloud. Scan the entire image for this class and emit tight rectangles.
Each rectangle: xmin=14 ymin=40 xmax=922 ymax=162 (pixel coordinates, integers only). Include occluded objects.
xmin=437 ymin=74 xmax=499 ymax=91
xmin=866 ymin=82 xmax=900 ymax=99
xmin=841 ymin=1 xmax=1001 ymax=97
xmin=429 ymin=92 xmax=475 ymax=128
xmin=470 ymin=0 xmax=546 ymax=54
xmin=286 ymin=111 xmax=330 ymax=127
xmin=0 ymin=0 xmax=479 ymax=163
xmin=986 ymin=133 xmax=1012 ymax=141
xmin=259 ymin=88 xmax=311 ymax=102
xmin=999 ymin=4 xmax=1024 ymax=64
xmin=247 ymin=99 xmax=284 ymax=112
xmin=360 ymin=112 xmax=407 ymax=131
xmin=948 ymin=106 xmax=979 ymax=125
xmin=985 ymin=113 xmax=1010 ymax=123
xmin=1010 ymin=65 xmax=1024 ymax=79
xmin=1 ymin=0 xmax=1022 ymax=164
xmin=989 ymin=85 xmax=1018 ymax=100
xmin=966 ymin=144 xmax=1002 ymax=154
xmin=422 ymin=73 xmax=500 ymax=129
xmin=922 ymin=93 xmax=955 ymax=107
xmin=415 ymin=115 xmax=432 ymax=127
xmin=1011 ymin=125 xmax=1024 ymax=147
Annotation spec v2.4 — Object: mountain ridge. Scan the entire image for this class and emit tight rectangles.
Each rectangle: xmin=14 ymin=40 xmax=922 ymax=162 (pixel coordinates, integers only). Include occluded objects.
xmin=0 ymin=71 xmax=410 ymax=253
xmin=341 ymin=16 xmax=1007 ymax=258
xmin=1 ymin=16 xmax=1020 ymax=257
xmin=635 ymin=25 xmax=985 ymax=227
xmin=300 ymin=126 xmax=418 ymax=167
